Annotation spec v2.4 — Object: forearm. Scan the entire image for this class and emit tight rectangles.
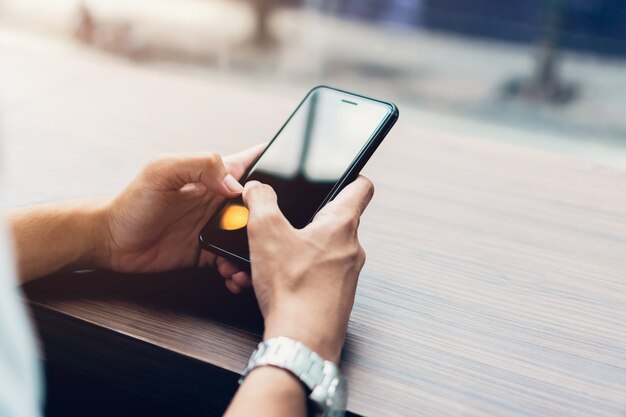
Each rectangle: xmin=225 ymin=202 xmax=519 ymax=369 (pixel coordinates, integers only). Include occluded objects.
xmin=5 ymin=199 xmax=110 ymax=283
xmin=224 ymin=366 xmax=307 ymax=417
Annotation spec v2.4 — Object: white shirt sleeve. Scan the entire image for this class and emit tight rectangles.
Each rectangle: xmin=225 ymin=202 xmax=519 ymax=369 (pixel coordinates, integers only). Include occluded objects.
xmin=0 ymin=220 xmax=43 ymax=417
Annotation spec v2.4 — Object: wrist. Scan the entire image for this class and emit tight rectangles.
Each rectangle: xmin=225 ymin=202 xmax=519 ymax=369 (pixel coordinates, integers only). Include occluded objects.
xmin=264 ymin=308 xmax=344 ymax=364
xmin=73 ymin=198 xmax=112 ymax=271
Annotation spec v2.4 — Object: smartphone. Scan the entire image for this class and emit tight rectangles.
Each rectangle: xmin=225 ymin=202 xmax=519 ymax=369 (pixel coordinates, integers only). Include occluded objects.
xmin=199 ymin=86 xmax=398 ymax=268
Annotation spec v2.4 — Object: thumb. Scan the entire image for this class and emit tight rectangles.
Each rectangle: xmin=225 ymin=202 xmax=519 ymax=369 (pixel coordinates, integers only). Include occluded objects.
xmin=310 ymin=176 xmax=374 ymax=228
xmin=144 ymin=152 xmax=244 ymax=197
xmin=242 ymin=181 xmax=290 ymax=235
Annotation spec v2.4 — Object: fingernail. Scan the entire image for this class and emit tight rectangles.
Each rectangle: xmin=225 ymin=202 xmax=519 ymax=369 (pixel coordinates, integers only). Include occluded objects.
xmin=223 ymin=174 xmax=244 ymax=193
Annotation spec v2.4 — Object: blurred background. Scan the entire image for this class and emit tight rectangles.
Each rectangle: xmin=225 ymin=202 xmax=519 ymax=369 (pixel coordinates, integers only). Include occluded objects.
xmin=2 ymin=0 xmax=626 ymax=166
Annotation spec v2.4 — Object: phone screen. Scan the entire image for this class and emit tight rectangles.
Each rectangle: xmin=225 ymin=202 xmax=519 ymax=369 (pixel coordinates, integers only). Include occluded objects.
xmin=201 ymin=87 xmax=395 ymax=262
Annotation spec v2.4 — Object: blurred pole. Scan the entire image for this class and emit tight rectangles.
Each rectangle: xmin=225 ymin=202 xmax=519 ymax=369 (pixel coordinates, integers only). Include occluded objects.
xmin=252 ymin=0 xmax=278 ymax=47
xmin=534 ymin=0 xmax=563 ymax=95
xmin=502 ymin=0 xmax=577 ymax=104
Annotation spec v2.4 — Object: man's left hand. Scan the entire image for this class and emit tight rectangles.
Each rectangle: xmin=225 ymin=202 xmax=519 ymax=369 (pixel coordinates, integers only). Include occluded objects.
xmin=101 ymin=146 xmax=262 ymax=290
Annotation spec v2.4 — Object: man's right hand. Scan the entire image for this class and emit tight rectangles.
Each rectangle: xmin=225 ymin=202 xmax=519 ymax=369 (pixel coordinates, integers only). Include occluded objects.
xmin=242 ymin=176 xmax=374 ymax=363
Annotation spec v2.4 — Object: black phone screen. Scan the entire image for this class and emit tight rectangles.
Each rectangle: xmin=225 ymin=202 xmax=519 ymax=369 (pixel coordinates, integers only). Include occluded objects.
xmin=201 ymin=87 xmax=395 ymax=262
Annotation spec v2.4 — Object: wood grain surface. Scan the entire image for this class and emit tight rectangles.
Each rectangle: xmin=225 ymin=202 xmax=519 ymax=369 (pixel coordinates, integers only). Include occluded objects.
xmin=3 ymin=33 xmax=626 ymax=417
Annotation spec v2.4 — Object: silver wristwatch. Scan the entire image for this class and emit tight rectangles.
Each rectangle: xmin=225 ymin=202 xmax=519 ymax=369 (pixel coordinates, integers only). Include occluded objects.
xmin=239 ymin=337 xmax=347 ymax=417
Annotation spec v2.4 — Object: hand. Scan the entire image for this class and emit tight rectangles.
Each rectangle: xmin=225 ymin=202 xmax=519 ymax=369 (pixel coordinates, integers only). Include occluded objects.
xmin=100 ymin=145 xmax=263 ymax=277
xmin=241 ymin=176 xmax=374 ymax=363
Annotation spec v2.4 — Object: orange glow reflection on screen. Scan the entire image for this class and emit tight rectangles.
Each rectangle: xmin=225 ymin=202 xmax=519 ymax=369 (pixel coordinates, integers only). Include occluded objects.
xmin=219 ymin=204 xmax=249 ymax=231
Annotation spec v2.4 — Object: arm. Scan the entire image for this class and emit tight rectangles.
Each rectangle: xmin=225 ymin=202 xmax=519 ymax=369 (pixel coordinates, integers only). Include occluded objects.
xmin=225 ymin=177 xmax=374 ymax=417
xmin=6 ymin=199 xmax=108 ymax=283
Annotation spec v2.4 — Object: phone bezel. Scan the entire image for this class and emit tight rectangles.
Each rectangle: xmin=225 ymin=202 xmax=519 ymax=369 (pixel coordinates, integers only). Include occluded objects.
xmin=199 ymin=85 xmax=399 ymax=269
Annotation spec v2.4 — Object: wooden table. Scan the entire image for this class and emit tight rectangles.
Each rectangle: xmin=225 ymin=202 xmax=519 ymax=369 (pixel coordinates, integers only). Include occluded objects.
xmin=2 ymin=32 xmax=626 ymax=417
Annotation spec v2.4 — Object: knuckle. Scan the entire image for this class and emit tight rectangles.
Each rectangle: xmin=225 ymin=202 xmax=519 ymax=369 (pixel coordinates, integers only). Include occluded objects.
xmin=205 ymin=152 xmax=223 ymax=167
xmin=249 ymin=182 xmax=267 ymax=193
xmin=364 ymin=177 xmax=375 ymax=199
xmin=147 ymin=153 xmax=174 ymax=168
xmin=243 ymin=181 xmax=262 ymax=199
xmin=358 ymin=245 xmax=367 ymax=266
xmin=258 ymin=184 xmax=277 ymax=200
xmin=143 ymin=153 xmax=175 ymax=178
xmin=340 ymin=209 xmax=360 ymax=230
xmin=344 ymin=243 xmax=366 ymax=273
xmin=263 ymin=183 xmax=276 ymax=195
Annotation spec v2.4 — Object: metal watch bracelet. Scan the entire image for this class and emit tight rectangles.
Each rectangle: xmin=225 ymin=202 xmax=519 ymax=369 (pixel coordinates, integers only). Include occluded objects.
xmin=239 ymin=336 xmax=346 ymax=416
